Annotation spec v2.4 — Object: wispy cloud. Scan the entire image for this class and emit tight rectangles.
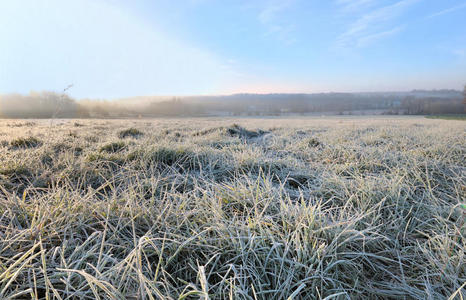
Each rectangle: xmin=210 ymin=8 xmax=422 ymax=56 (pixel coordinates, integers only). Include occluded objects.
xmin=452 ymin=48 xmax=466 ymax=61
xmin=258 ymin=1 xmax=291 ymax=23
xmin=336 ymin=0 xmax=420 ymax=48
xmin=426 ymin=2 xmax=466 ymax=19
xmin=258 ymin=0 xmax=297 ymax=44
xmin=357 ymin=26 xmax=404 ymax=47
xmin=335 ymin=0 xmax=378 ymax=12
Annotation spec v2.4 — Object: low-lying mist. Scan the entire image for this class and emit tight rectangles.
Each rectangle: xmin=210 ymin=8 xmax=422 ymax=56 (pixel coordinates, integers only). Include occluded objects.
xmin=0 ymin=89 xmax=464 ymax=118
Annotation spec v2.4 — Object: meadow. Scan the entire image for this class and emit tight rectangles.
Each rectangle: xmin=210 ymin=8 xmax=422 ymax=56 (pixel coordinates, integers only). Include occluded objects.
xmin=0 ymin=116 xmax=464 ymax=299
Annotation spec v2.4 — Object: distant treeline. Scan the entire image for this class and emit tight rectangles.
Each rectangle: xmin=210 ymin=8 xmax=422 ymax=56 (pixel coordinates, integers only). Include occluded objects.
xmin=0 ymin=92 xmax=89 ymax=118
xmin=0 ymin=89 xmax=464 ymax=118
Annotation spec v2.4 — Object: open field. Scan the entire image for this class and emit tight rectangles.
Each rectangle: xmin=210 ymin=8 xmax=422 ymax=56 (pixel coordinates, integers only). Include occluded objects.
xmin=0 ymin=117 xmax=465 ymax=299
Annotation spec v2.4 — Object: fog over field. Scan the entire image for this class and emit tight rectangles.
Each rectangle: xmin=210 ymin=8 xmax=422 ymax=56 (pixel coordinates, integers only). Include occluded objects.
xmin=0 ymin=89 xmax=464 ymax=118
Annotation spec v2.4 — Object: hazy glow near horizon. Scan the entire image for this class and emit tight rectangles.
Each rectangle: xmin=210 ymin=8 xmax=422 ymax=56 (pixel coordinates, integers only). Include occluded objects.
xmin=1 ymin=0 xmax=465 ymax=98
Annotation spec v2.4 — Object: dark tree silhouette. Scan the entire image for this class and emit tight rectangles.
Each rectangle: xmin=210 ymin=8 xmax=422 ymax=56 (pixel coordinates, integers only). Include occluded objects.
xmin=463 ymin=84 xmax=466 ymax=112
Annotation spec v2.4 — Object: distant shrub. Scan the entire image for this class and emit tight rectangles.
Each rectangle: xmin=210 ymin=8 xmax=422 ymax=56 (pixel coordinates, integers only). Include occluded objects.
xmin=10 ymin=136 xmax=41 ymax=148
xmin=100 ymin=141 xmax=126 ymax=153
xmin=119 ymin=128 xmax=143 ymax=138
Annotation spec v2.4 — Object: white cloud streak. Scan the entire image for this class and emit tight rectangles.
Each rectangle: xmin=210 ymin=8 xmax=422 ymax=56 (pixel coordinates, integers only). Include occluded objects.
xmin=426 ymin=2 xmax=466 ymax=19
xmin=258 ymin=0 xmax=297 ymax=44
xmin=335 ymin=0 xmax=378 ymax=12
xmin=336 ymin=0 xmax=420 ymax=48
xmin=356 ymin=26 xmax=403 ymax=47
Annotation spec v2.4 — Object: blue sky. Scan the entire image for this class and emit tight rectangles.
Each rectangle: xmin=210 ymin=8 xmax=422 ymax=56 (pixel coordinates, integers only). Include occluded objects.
xmin=1 ymin=0 xmax=465 ymax=98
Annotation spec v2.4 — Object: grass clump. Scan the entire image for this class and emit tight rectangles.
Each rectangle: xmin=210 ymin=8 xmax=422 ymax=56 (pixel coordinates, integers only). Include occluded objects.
xmin=225 ymin=124 xmax=269 ymax=139
xmin=307 ymin=137 xmax=321 ymax=147
xmin=193 ymin=127 xmax=223 ymax=136
xmin=7 ymin=121 xmax=36 ymax=127
xmin=99 ymin=141 xmax=126 ymax=153
xmin=87 ymin=152 xmax=126 ymax=165
xmin=0 ymin=163 xmax=31 ymax=177
xmin=238 ymin=159 xmax=288 ymax=176
xmin=149 ymin=147 xmax=202 ymax=168
xmin=10 ymin=136 xmax=41 ymax=148
xmin=119 ymin=127 xmax=143 ymax=138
